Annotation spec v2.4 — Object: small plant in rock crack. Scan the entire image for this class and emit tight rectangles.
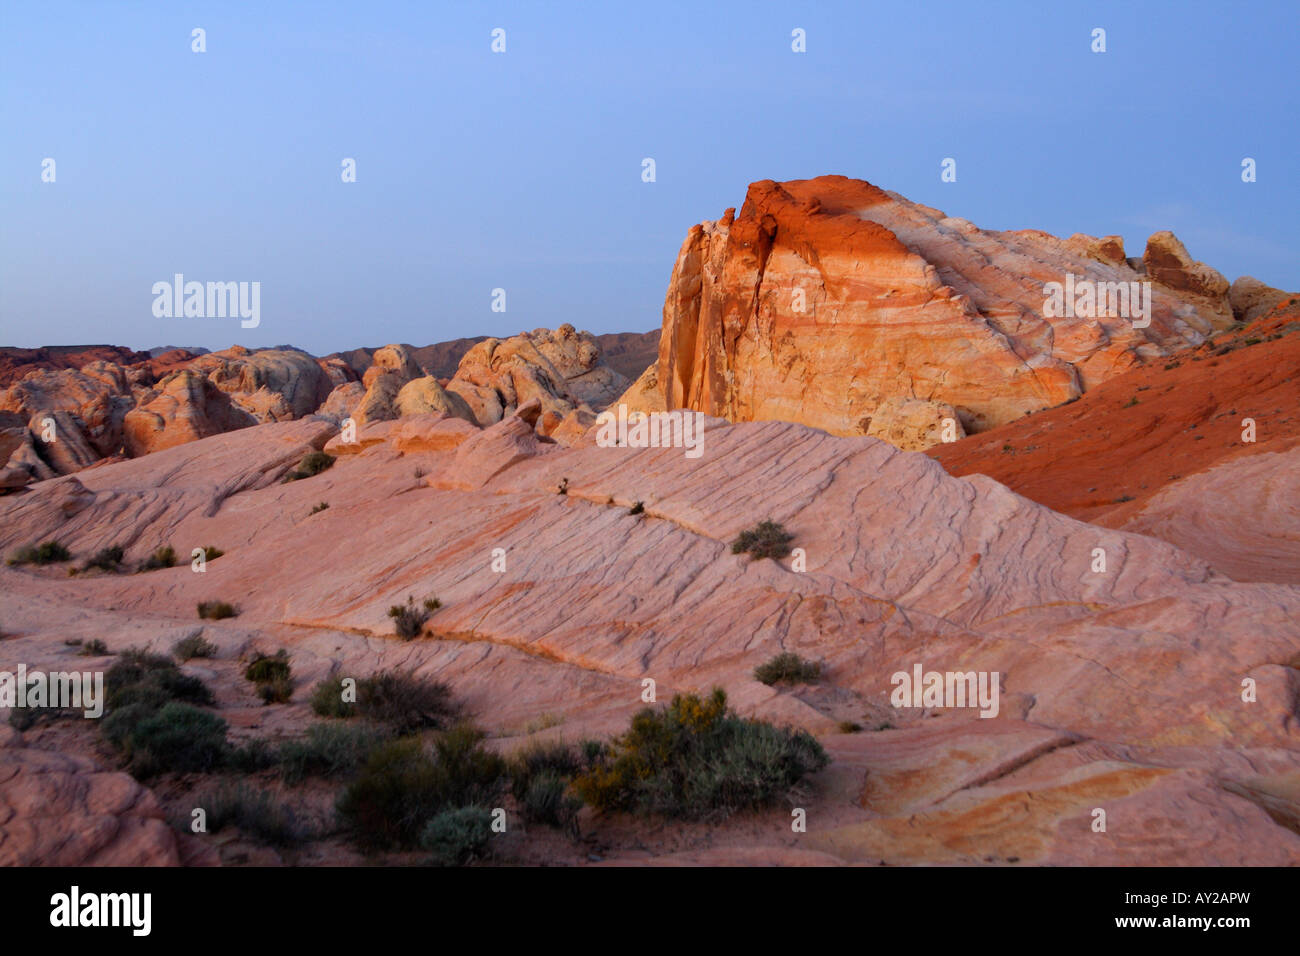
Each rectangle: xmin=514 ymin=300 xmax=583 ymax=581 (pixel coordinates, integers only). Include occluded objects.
xmin=628 ymin=501 xmax=644 ymax=516
xmin=310 ymin=501 xmax=330 ymax=515
xmin=731 ymin=520 xmax=794 ymax=561
xmin=137 ymin=545 xmax=176 ymax=572
xmin=753 ymin=652 xmax=821 ymax=686
xmin=556 ymin=477 xmax=569 ymax=495
xmin=413 ymin=466 xmax=426 ymax=480
xmin=197 ymin=600 xmax=238 ymax=620
xmin=7 ymin=540 xmax=72 ymax=566
xmin=388 ymin=595 xmax=442 ymax=640
xmin=82 ymin=545 xmax=125 ymax=572
xmin=282 ymin=450 xmax=336 ymax=482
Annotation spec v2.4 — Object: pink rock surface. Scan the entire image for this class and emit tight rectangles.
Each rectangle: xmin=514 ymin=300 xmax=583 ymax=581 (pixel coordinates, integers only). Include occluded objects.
xmin=0 ymin=411 xmax=1296 ymax=865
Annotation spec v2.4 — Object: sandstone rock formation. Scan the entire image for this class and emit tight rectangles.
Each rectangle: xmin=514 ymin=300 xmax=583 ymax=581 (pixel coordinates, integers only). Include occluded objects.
xmin=123 ymin=369 xmax=258 ymax=456
xmin=0 ymin=330 xmax=626 ymax=490
xmin=625 ymin=175 xmax=1245 ymax=449
xmin=1 ymin=409 xmax=1296 ymax=865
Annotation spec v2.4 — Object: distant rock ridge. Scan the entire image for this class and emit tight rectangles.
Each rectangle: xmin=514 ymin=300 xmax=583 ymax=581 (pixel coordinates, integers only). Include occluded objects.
xmin=620 ymin=174 xmax=1289 ymax=449
xmin=0 ymin=326 xmax=631 ymax=490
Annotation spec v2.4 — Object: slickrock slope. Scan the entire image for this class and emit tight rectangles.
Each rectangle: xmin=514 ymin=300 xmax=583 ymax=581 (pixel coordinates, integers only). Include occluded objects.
xmin=1 ymin=411 xmax=1297 ymax=865
xmin=624 ymin=175 xmax=1243 ymax=448
xmin=929 ymin=301 xmax=1300 ymax=583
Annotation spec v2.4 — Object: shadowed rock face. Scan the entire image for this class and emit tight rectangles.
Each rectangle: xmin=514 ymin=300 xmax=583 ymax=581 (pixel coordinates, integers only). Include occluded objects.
xmin=624 ymin=175 xmax=1247 ymax=448
xmin=0 ymin=413 xmax=1296 ymax=865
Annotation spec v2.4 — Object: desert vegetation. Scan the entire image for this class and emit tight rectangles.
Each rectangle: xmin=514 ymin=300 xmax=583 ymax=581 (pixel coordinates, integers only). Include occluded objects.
xmin=7 ymin=540 xmax=71 ymax=566
xmin=573 ymin=689 xmax=827 ymax=819
xmin=731 ymin=520 xmax=795 ymax=561
xmin=388 ymin=595 xmax=441 ymax=640
xmin=753 ymin=652 xmax=822 ymax=686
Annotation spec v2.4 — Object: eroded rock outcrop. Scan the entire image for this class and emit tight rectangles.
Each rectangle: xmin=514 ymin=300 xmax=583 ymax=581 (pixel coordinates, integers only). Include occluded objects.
xmin=625 ymin=175 xmax=1244 ymax=449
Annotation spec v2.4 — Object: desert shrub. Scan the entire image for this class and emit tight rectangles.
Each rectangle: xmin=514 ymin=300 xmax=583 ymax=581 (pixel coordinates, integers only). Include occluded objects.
xmin=78 ymin=638 xmax=110 ymax=657
xmin=199 ymin=545 xmax=223 ymax=561
xmin=731 ymin=520 xmax=794 ymax=561
xmin=356 ymin=669 xmax=457 ymax=734
xmin=508 ymin=739 xmax=583 ymax=802
xmin=283 ymin=450 xmax=335 ymax=482
xmin=837 ymin=721 xmax=862 ymax=734
xmin=106 ymin=702 xmax=228 ymax=778
xmin=573 ymin=688 xmax=828 ymax=820
xmin=82 ymin=545 xmax=125 ymax=572
xmin=310 ymin=502 xmax=329 ymax=515
xmin=336 ymin=727 xmax=505 ymax=850
xmin=105 ymin=649 xmax=214 ymax=710
xmin=137 ymin=545 xmax=176 ymax=571
xmin=197 ymin=600 xmax=238 ymax=620
xmin=244 ymin=650 xmax=290 ymax=684
xmin=753 ymin=652 xmax=822 ymax=686
xmin=556 ymin=477 xmax=568 ymax=495
xmin=419 ymin=806 xmax=494 ymax=866
xmin=226 ymin=737 xmax=277 ymax=773
xmin=277 ymin=723 xmax=392 ymax=784
xmin=200 ymin=782 xmax=303 ymax=846
xmin=7 ymin=540 xmax=72 ymax=566
xmin=628 ymin=501 xmax=644 ymax=515
xmin=258 ymin=676 xmax=294 ymax=704
xmin=520 ymin=773 xmax=581 ymax=832
xmin=310 ymin=675 xmax=357 ymax=718
xmin=387 ymin=595 xmax=441 ymax=640
xmin=173 ymin=633 xmax=217 ymax=661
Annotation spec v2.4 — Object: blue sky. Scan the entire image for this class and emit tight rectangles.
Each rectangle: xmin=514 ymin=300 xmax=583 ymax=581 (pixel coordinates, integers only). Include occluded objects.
xmin=2 ymin=0 xmax=1296 ymax=354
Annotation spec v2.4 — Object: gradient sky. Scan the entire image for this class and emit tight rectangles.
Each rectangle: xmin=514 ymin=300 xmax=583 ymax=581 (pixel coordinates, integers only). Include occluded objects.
xmin=2 ymin=0 xmax=1296 ymax=355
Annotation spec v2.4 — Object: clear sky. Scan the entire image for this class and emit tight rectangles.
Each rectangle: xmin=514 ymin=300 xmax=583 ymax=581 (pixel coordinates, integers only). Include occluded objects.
xmin=2 ymin=0 xmax=1296 ymax=355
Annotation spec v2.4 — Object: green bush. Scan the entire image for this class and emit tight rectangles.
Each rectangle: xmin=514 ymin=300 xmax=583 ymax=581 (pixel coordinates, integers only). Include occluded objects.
xmin=731 ymin=520 xmax=794 ymax=561
xmin=356 ymin=669 xmax=457 ymax=734
xmin=258 ymin=676 xmax=293 ymax=704
xmin=173 ymin=633 xmax=217 ymax=660
xmin=197 ymin=601 xmax=238 ymax=620
xmin=283 ymin=450 xmax=336 ymax=482
xmin=244 ymin=650 xmax=290 ymax=684
xmin=106 ymin=702 xmax=228 ymax=778
xmin=78 ymin=638 xmax=111 ymax=657
xmin=753 ymin=652 xmax=822 ymax=686
xmin=310 ymin=675 xmax=357 ymax=718
xmin=7 ymin=540 xmax=72 ymax=566
xmin=336 ymin=727 xmax=505 ymax=850
xmin=419 ymin=806 xmax=494 ymax=866
xmin=520 ymin=773 xmax=581 ymax=832
xmin=137 ymin=545 xmax=176 ymax=571
xmin=200 ymin=782 xmax=303 ymax=846
xmin=387 ymin=595 xmax=441 ymax=640
xmin=82 ymin=545 xmax=125 ymax=572
xmin=310 ymin=502 xmax=329 ymax=515
xmin=106 ymin=649 xmax=214 ymax=710
xmin=277 ymin=723 xmax=392 ymax=784
xmin=573 ymin=688 xmax=828 ymax=820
